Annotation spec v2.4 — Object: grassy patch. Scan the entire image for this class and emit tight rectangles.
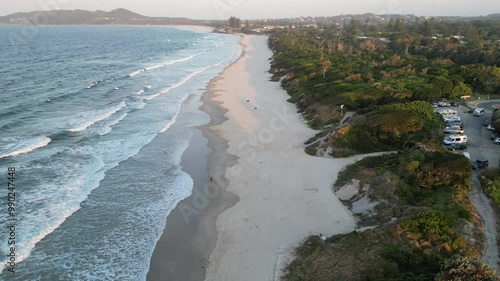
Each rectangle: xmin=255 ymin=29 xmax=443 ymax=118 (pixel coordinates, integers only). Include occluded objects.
xmin=285 ymin=228 xmax=398 ymax=281
xmin=479 ymin=168 xmax=500 ymax=208
xmin=305 ymin=142 xmax=319 ymax=156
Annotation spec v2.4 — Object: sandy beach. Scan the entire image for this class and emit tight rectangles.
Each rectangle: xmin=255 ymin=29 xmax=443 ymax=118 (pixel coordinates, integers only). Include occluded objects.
xmin=148 ymin=34 xmax=380 ymax=281
xmin=203 ymin=35 xmax=377 ymax=280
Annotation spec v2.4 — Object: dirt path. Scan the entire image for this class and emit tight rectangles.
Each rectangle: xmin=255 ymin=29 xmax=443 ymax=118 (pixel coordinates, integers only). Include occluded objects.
xmin=470 ymin=175 xmax=500 ymax=272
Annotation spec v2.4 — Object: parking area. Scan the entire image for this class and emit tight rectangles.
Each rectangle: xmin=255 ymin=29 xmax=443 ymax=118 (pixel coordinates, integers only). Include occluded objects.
xmin=454 ymin=101 xmax=500 ymax=168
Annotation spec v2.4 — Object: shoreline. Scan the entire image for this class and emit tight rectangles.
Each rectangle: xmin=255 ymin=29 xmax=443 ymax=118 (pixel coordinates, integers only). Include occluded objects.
xmin=148 ymin=34 xmax=378 ymax=281
xmin=146 ymin=37 xmax=244 ymax=281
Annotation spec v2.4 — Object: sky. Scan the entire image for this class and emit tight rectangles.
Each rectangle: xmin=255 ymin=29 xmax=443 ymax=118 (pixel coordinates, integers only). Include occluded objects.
xmin=1 ymin=0 xmax=499 ymax=19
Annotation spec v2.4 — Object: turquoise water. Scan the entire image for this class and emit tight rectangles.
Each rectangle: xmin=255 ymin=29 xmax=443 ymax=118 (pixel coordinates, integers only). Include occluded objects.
xmin=0 ymin=25 xmax=241 ymax=280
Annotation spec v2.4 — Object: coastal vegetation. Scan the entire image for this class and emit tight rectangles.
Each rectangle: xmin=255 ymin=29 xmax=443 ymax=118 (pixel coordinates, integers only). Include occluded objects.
xmin=268 ymin=18 xmax=500 ymax=156
xmin=272 ymin=17 xmax=500 ymax=280
xmin=480 ymin=169 xmax=500 ymax=208
xmin=493 ymin=108 xmax=500 ymax=133
xmin=285 ymin=151 xmax=488 ymax=281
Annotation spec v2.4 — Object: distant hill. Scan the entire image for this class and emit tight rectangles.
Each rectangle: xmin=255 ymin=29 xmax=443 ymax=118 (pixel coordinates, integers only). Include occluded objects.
xmin=2 ymin=8 xmax=498 ymax=28
xmin=485 ymin=13 xmax=500 ymax=20
xmin=0 ymin=8 xmax=220 ymax=26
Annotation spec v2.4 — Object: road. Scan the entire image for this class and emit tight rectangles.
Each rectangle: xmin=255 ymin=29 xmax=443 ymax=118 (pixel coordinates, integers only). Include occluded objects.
xmin=458 ymin=101 xmax=500 ymax=271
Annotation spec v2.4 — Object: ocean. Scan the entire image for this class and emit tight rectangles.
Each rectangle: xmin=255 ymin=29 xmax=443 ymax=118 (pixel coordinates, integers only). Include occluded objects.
xmin=0 ymin=25 xmax=241 ymax=280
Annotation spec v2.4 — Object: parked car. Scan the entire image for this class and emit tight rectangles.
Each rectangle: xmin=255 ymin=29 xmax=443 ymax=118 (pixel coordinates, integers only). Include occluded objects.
xmin=447 ymin=143 xmax=467 ymax=151
xmin=472 ymin=159 xmax=489 ymax=170
xmin=443 ymin=116 xmax=461 ymax=122
xmin=443 ymin=135 xmax=468 ymax=146
xmin=450 ymin=102 xmax=459 ymax=107
xmin=486 ymin=124 xmax=496 ymax=131
xmin=492 ymin=134 xmax=500 ymax=141
xmin=446 ymin=121 xmax=464 ymax=129
xmin=494 ymin=138 xmax=500 ymax=145
xmin=473 ymin=108 xmax=485 ymax=116
xmin=438 ymin=101 xmax=450 ymax=107
xmin=483 ymin=120 xmax=492 ymax=127
xmin=443 ymin=125 xmax=464 ymax=134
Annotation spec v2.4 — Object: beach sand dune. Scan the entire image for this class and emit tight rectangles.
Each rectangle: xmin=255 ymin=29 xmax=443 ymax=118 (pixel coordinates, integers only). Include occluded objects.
xmin=205 ymin=35 xmax=374 ymax=281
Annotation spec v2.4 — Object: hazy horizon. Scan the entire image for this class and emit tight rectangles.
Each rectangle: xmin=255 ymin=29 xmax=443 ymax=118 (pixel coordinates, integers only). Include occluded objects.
xmin=1 ymin=0 xmax=499 ymax=20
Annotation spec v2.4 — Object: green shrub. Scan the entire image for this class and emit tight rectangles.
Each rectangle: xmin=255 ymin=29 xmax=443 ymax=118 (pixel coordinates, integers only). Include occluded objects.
xmin=436 ymin=256 xmax=500 ymax=281
xmin=379 ymin=243 xmax=439 ymax=279
xmin=400 ymin=212 xmax=468 ymax=255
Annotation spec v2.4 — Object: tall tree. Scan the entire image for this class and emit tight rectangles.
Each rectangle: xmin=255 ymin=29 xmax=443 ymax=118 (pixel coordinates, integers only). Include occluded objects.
xmin=439 ymin=21 xmax=453 ymax=37
xmin=395 ymin=18 xmax=406 ymax=33
xmin=421 ymin=18 xmax=436 ymax=36
xmin=464 ymin=25 xmax=482 ymax=49
xmin=348 ymin=18 xmax=363 ymax=35
xmin=452 ymin=81 xmax=472 ymax=98
xmin=387 ymin=18 xmax=395 ymax=32
xmin=227 ymin=16 xmax=241 ymax=28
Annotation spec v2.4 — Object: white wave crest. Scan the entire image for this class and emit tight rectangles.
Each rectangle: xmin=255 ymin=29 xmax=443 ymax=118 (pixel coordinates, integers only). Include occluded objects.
xmin=145 ymin=66 xmax=209 ymax=101
xmin=98 ymin=113 xmax=128 ymax=136
xmin=85 ymin=79 xmax=104 ymax=89
xmin=0 ymin=136 xmax=51 ymax=159
xmin=129 ymin=69 xmax=143 ymax=77
xmin=128 ymin=52 xmax=204 ymax=77
xmin=68 ymin=101 xmax=126 ymax=133
xmin=144 ymin=93 xmax=161 ymax=101
xmin=160 ymin=95 xmax=189 ymax=133
xmin=214 ymin=59 xmax=226 ymax=66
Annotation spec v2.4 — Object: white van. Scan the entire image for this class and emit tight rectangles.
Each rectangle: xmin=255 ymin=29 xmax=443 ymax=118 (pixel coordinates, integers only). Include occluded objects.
xmin=443 ymin=135 xmax=468 ymax=145
xmin=473 ymin=108 xmax=485 ymax=116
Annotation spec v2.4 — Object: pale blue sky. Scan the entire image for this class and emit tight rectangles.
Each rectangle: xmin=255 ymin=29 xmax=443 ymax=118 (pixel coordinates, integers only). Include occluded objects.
xmin=1 ymin=0 xmax=499 ymax=19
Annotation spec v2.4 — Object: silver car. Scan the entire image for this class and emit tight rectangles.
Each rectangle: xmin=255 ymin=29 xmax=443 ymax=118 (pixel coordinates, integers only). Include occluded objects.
xmin=443 ymin=125 xmax=464 ymax=134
